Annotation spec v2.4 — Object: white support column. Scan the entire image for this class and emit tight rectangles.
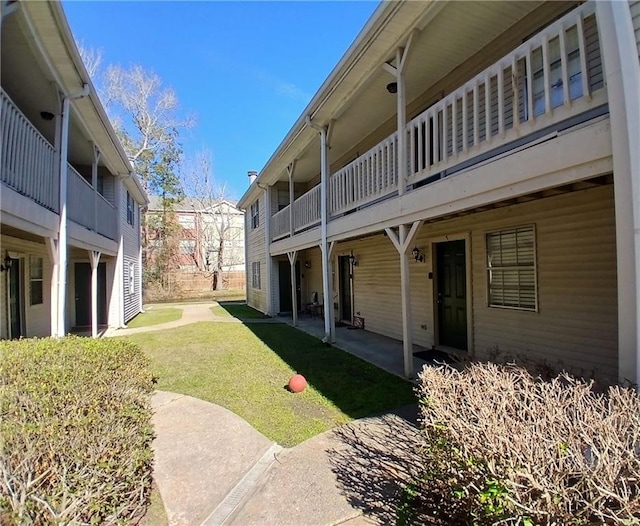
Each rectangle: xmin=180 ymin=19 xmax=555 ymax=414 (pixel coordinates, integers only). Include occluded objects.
xmin=55 ymin=84 xmax=89 ymax=337
xmin=327 ymin=241 xmax=336 ymax=343
xmin=56 ymin=95 xmax=71 ymax=337
xmin=307 ymin=117 xmax=333 ymax=342
xmin=45 ymin=238 xmax=58 ymax=337
xmin=89 ymin=250 xmax=101 ymax=338
xmin=288 ymin=251 xmax=298 ymax=326
xmin=287 ymin=161 xmax=296 ymax=237
xmin=91 ymin=143 xmax=100 ymax=232
xmin=385 ymin=220 xmax=422 ymax=378
xmin=596 ymin=1 xmax=640 ymax=384
xmin=383 ymin=31 xmax=417 ymax=197
xmin=264 ymin=185 xmax=273 ymax=316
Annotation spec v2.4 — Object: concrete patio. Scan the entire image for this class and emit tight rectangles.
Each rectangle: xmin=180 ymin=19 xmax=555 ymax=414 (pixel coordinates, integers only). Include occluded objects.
xmin=278 ymin=314 xmax=451 ymax=380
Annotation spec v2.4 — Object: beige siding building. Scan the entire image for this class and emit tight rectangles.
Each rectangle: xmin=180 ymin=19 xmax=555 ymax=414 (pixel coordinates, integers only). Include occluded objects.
xmin=1 ymin=1 xmax=148 ymax=339
xmin=239 ymin=1 xmax=640 ymax=384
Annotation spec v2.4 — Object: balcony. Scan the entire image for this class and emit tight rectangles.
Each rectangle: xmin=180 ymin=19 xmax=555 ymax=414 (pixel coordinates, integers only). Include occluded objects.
xmin=271 ymin=2 xmax=606 ymax=242
xmin=1 ymin=88 xmax=118 ymax=241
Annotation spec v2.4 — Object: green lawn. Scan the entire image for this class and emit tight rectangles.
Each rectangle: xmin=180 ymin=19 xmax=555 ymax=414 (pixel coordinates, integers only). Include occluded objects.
xmin=124 ymin=322 xmax=415 ymax=447
xmin=126 ymin=308 xmax=182 ymax=328
xmin=212 ymin=302 xmax=269 ymax=319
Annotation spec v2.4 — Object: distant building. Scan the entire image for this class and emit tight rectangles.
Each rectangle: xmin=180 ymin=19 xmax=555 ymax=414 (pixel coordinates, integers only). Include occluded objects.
xmin=145 ymin=197 xmax=245 ymax=292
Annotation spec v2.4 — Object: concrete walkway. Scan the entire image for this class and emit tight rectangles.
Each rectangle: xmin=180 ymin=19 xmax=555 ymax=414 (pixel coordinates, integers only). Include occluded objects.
xmin=152 ymin=391 xmax=422 ymax=526
xmin=104 ymin=303 xmax=282 ymax=337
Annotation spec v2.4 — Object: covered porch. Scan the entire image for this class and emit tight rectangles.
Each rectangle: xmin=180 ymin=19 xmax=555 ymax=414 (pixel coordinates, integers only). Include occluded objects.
xmin=281 ymin=313 xmax=456 ymax=380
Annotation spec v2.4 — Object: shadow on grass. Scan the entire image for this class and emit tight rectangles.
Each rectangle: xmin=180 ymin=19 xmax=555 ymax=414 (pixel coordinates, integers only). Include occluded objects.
xmin=217 ymin=302 xmax=269 ymax=319
xmin=244 ymin=323 xmax=416 ymax=420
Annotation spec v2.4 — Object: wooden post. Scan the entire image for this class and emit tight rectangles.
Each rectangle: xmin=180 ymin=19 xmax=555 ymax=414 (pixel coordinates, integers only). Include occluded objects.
xmin=89 ymin=250 xmax=101 ymax=338
xmin=288 ymin=251 xmax=298 ymax=326
xmin=287 ymin=161 xmax=296 ymax=237
xmin=385 ymin=220 xmax=422 ymax=378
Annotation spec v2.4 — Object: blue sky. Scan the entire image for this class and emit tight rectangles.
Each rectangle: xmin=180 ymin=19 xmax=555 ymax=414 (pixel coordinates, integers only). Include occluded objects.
xmin=63 ymin=1 xmax=378 ymax=200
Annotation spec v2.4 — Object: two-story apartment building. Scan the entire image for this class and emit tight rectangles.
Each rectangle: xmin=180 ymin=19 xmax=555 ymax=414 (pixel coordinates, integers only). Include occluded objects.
xmin=1 ymin=0 xmax=148 ymax=339
xmin=145 ymin=196 xmax=245 ymax=291
xmin=239 ymin=1 xmax=640 ymax=383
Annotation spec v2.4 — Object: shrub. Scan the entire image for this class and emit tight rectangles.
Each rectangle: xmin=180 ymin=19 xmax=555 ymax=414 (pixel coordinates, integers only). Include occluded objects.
xmin=415 ymin=363 xmax=640 ymax=525
xmin=0 ymin=336 xmax=155 ymax=525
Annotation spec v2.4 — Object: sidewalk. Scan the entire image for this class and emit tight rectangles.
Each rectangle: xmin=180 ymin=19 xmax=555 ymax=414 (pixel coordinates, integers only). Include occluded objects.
xmin=151 ymin=391 xmax=422 ymax=526
xmin=105 ymin=303 xmax=282 ymax=337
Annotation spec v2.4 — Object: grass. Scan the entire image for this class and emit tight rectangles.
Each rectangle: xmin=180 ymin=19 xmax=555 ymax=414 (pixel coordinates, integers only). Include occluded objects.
xmin=126 ymin=308 xmax=182 ymax=328
xmin=124 ymin=322 xmax=415 ymax=447
xmin=212 ymin=302 xmax=269 ymax=319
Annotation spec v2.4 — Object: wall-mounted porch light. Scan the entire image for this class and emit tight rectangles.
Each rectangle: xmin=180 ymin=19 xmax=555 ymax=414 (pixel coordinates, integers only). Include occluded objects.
xmin=304 ymin=261 xmax=312 ymax=269
xmin=412 ymin=246 xmax=425 ymax=263
xmin=0 ymin=251 xmax=13 ymax=273
xmin=348 ymin=250 xmax=358 ymax=267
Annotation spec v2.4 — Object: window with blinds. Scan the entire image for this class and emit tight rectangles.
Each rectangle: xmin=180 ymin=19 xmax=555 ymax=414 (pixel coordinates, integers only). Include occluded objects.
xmin=486 ymin=225 xmax=537 ymax=311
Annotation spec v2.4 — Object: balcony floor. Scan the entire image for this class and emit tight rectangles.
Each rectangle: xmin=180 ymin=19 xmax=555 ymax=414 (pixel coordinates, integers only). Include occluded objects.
xmin=277 ymin=313 xmax=453 ymax=380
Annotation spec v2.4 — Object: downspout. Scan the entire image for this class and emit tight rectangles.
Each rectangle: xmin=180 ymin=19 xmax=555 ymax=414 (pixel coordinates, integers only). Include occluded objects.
xmin=306 ymin=116 xmax=332 ymax=342
xmin=55 ymin=83 xmax=90 ymax=337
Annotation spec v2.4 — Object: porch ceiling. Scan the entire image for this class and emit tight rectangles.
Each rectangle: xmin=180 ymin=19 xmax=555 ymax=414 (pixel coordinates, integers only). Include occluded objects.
xmin=250 ymin=1 xmax=582 ymax=192
xmin=1 ymin=3 xmax=132 ymax=176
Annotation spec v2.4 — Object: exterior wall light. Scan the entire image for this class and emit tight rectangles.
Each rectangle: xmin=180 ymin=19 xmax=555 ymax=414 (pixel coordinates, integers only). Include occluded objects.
xmin=412 ymin=246 xmax=425 ymax=263
xmin=0 ymin=251 xmax=13 ymax=272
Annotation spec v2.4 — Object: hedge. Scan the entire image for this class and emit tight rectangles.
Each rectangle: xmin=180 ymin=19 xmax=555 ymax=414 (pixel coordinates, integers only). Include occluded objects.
xmin=0 ymin=336 xmax=154 ymax=525
xmin=413 ymin=363 xmax=640 ymax=525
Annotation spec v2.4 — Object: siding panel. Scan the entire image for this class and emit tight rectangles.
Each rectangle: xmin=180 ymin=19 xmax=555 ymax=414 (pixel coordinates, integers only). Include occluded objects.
xmin=122 ymin=185 xmax=142 ymax=324
xmin=330 ymin=185 xmax=617 ymax=380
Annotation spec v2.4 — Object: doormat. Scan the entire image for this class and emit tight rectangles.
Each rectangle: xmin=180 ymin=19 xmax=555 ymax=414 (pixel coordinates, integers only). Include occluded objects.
xmin=413 ymin=349 xmax=455 ymax=364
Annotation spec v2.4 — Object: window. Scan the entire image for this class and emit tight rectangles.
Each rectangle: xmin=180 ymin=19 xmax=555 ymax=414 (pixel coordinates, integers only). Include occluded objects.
xmin=178 ymin=214 xmax=195 ymax=229
xmin=250 ymin=200 xmax=260 ymax=229
xmin=127 ymin=192 xmax=135 ymax=226
xmin=30 ymin=256 xmax=43 ymax=305
xmin=252 ymin=261 xmax=261 ymax=289
xmin=486 ymin=226 xmax=537 ymax=310
xmin=129 ymin=262 xmax=135 ymax=295
xmin=179 ymin=239 xmax=196 ymax=255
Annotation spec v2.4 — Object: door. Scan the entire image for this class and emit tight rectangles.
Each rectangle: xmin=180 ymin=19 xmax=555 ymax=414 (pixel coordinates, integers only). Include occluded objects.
xmin=278 ymin=260 xmax=301 ymax=313
xmin=436 ymin=240 xmax=467 ymax=350
xmin=74 ymin=263 xmax=107 ymax=327
xmin=7 ymin=258 xmax=23 ymax=338
xmin=338 ymin=255 xmax=353 ymax=323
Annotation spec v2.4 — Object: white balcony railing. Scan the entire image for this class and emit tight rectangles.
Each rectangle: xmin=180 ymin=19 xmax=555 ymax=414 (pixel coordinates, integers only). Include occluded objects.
xmin=96 ymin=194 xmax=118 ymax=240
xmin=293 ymin=184 xmax=321 ymax=231
xmin=68 ymin=165 xmax=95 ymax=230
xmin=329 ymin=132 xmax=398 ymax=217
xmin=271 ymin=2 xmax=604 ymax=242
xmin=68 ymin=164 xmax=118 ymax=241
xmin=1 ymin=88 xmax=58 ymax=211
xmin=406 ymin=1 xmax=602 ymax=186
xmin=2 ymin=88 xmax=119 ymax=241
xmin=271 ymin=206 xmax=290 ymax=240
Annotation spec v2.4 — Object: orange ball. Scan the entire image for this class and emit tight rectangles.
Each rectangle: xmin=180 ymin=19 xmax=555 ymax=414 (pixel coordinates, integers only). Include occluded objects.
xmin=288 ymin=374 xmax=307 ymax=393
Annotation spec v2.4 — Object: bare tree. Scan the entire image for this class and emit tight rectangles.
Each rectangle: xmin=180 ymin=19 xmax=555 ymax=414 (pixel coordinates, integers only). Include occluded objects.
xmin=182 ymin=150 xmax=245 ymax=290
xmin=78 ymin=43 xmax=103 ymax=78
xmin=77 ymin=45 xmax=195 ymax=295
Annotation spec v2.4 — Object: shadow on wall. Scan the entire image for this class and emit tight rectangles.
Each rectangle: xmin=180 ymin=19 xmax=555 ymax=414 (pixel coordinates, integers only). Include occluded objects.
xmin=327 ymin=411 xmax=425 ymax=524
